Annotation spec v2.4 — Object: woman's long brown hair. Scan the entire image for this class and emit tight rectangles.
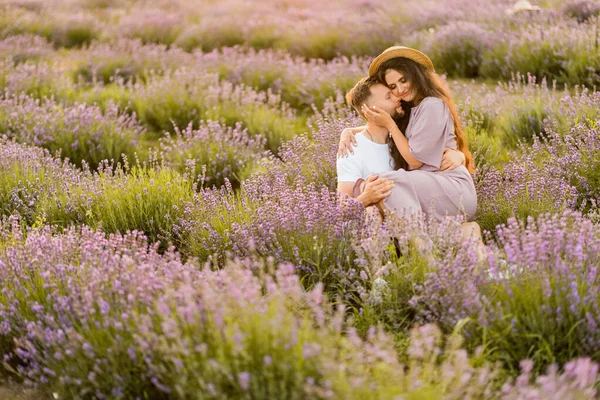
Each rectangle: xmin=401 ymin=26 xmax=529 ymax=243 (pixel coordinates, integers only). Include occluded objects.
xmin=376 ymin=57 xmax=475 ymax=173
xmin=390 ymin=100 xmax=410 ymax=171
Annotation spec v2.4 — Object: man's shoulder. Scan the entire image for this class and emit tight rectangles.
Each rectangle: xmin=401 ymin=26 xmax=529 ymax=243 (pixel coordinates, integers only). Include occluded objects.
xmin=337 ymin=134 xmax=370 ymax=163
xmin=336 ymin=133 xmax=367 ymax=179
xmin=336 ymin=149 xmax=362 ymax=167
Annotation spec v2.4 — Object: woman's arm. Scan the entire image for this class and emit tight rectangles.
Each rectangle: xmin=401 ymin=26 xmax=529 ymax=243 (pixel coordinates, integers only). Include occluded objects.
xmin=338 ymin=126 xmax=365 ymax=157
xmin=387 ymin=124 xmax=423 ymax=169
xmin=361 ymin=105 xmax=423 ymax=169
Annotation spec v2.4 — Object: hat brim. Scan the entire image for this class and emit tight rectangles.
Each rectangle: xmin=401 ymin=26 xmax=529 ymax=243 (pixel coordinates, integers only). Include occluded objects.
xmin=368 ymin=46 xmax=434 ymax=77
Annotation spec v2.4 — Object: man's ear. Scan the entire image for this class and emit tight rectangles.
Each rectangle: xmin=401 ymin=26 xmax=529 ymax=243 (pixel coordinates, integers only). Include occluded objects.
xmin=354 ymin=104 xmax=366 ymax=120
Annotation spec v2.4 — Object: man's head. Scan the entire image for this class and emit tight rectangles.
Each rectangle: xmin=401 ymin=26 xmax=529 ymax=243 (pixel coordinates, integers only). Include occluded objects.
xmin=346 ymin=76 xmax=401 ymax=122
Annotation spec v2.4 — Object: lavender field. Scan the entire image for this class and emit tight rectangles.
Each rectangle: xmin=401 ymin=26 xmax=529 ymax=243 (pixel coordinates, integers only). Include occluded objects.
xmin=1 ymin=0 xmax=600 ymax=398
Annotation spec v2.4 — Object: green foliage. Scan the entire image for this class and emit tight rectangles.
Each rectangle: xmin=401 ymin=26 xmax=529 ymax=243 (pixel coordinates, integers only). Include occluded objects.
xmin=352 ymin=246 xmax=432 ymax=338
xmin=74 ymin=84 xmax=134 ymax=111
xmin=562 ymin=44 xmax=600 ymax=87
xmin=51 ymin=25 xmax=99 ymax=48
xmin=498 ymin=100 xmax=550 ymax=147
xmin=182 ymin=188 xmax=247 ymax=263
xmin=475 ymin=174 xmax=571 ymax=234
xmin=468 ymin=224 xmax=600 ymax=375
xmin=174 ymin=24 xmax=246 ymax=52
xmin=156 ymin=125 xmax=266 ymax=190
xmin=212 ymin=102 xmax=307 ymax=153
xmin=87 ymin=166 xmax=194 ymax=250
xmin=125 ymin=73 xmax=307 ymax=151
xmin=71 ymin=59 xmax=143 ymax=86
xmin=282 ymin=30 xmax=343 ymax=61
xmin=129 ymin=84 xmax=201 ymax=137
xmin=483 ymin=41 xmax=567 ymax=84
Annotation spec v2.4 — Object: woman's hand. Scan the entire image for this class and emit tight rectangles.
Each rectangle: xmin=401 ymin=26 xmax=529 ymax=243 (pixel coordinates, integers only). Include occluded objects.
xmin=361 ymin=104 xmax=396 ymax=131
xmin=338 ymin=127 xmax=361 ymax=158
xmin=438 ymin=148 xmax=466 ymax=171
xmin=357 ymin=175 xmax=395 ymax=206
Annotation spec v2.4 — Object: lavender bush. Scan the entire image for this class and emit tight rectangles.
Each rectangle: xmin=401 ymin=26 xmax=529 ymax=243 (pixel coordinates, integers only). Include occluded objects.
xmin=1 ymin=60 xmax=71 ymax=100
xmin=114 ymin=8 xmax=183 ymax=46
xmin=194 ymin=46 xmax=370 ymax=110
xmin=0 ymin=138 xmax=92 ymax=226
xmin=69 ymin=38 xmax=192 ymax=85
xmin=475 ymin=111 xmax=600 ymax=231
xmin=0 ymin=92 xmax=144 ymax=168
xmin=154 ymin=120 xmax=269 ymax=189
xmin=0 ymin=138 xmax=196 ymax=251
xmin=451 ymin=74 xmax=600 ymax=164
xmin=414 ymin=21 xmax=496 ymax=78
xmin=118 ymin=68 xmax=306 ymax=151
xmin=411 ymin=211 xmax=600 ymax=374
xmin=0 ymin=224 xmax=191 ymax=397
xmin=1 ymin=220 xmax=596 ymax=398
xmin=0 ymin=34 xmax=54 ymax=64
xmin=182 ymin=102 xmax=363 ymax=285
xmin=0 ymin=0 xmax=597 ymax=87
xmin=86 ymin=163 xmax=195 ymax=251
xmin=183 ymin=172 xmax=366 ymax=292
xmin=479 ymin=19 xmax=600 ymax=87
xmin=562 ymin=1 xmax=600 ymax=23
xmin=0 ymin=7 xmax=99 ymax=48
xmin=475 ymin=143 xmax=578 ymax=232
xmin=0 ymin=222 xmax=460 ymax=397
xmin=349 ymin=213 xmax=466 ymax=341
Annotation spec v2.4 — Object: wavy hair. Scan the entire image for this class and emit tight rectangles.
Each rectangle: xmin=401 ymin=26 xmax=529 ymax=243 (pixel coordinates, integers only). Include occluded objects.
xmin=376 ymin=57 xmax=475 ymax=173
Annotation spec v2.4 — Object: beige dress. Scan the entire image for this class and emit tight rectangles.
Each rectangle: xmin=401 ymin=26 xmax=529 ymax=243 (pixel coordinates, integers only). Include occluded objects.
xmin=378 ymin=97 xmax=477 ymax=221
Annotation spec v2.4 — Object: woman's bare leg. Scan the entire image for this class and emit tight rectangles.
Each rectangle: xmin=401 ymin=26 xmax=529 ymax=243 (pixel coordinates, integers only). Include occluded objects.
xmin=365 ymin=204 xmax=384 ymax=225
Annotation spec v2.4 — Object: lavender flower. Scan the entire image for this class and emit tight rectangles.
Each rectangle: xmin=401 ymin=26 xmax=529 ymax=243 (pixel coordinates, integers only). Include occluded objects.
xmin=411 ymin=211 xmax=600 ymax=373
xmin=155 ymin=120 xmax=268 ymax=189
xmin=0 ymin=93 xmax=144 ymax=169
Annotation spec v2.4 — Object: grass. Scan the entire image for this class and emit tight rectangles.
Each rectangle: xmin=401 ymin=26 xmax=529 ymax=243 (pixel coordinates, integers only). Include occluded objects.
xmin=0 ymin=381 xmax=47 ymax=400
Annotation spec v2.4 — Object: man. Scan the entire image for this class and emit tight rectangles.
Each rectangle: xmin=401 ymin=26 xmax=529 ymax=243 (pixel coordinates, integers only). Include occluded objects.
xmin=337 ymin=76 xmax=408 ymax=207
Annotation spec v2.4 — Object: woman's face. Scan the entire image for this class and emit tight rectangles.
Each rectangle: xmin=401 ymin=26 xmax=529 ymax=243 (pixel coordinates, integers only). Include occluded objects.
xmin=384 ymin=69 xmax=416 ymax=102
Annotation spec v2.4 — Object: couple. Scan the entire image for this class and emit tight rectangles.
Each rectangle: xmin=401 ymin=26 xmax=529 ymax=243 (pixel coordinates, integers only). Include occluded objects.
xmin=337 ymin=46 xmax=481 ymax=241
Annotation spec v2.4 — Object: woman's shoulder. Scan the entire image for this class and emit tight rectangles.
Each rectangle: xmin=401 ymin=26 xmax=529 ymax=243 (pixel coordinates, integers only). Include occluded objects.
xmin=417 ymin=96 xmax=444 ymax=107
xmin=413 ymin=96 xmax=447 ymax=117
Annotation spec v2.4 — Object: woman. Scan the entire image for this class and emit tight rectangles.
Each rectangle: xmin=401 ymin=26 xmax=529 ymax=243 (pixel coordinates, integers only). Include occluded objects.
xmin=346 ymin=46 xmax=477 ymax=224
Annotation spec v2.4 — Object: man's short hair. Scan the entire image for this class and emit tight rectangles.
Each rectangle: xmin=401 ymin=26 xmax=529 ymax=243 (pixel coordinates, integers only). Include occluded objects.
xmin=345 ymin=76 xmax=379 ymax=117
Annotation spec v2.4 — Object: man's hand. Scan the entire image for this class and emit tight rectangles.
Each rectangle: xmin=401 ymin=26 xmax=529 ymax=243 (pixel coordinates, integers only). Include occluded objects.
xmin=357 ymin=175 xmax=395 ymax=206
xmin=438 ymin=148 xmax=466 ymax=172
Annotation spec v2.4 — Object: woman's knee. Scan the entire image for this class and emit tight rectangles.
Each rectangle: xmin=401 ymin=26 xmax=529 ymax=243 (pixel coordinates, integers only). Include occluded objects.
xmin=461 ymin=221 xmax=482 ymax=241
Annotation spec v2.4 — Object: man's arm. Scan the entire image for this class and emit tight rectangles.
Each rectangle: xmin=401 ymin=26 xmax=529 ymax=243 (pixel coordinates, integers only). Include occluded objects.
xmin=337 ymin=181 xmax=355 ymax=198
xmin=438 ymin=148 xmax=466 ymax=171
xmin=337 ymin=177 xmax=394 ymax=207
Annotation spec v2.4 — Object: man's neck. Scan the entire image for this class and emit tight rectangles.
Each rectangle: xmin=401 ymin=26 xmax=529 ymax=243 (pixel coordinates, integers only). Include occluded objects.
xmin=364 ymin=123 xmax=389 ymax=144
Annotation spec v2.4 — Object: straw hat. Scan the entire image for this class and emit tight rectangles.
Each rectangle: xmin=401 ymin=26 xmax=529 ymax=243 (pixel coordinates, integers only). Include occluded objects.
xmin=506 ymin=0 xmax=542 ymax=15
xmin=368 ymin=46 xmax=434 ymax=76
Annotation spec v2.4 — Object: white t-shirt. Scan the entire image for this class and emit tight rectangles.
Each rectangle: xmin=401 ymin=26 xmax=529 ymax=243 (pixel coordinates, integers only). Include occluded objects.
xmin=337 ymin=132 xmax=394 ymax=182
